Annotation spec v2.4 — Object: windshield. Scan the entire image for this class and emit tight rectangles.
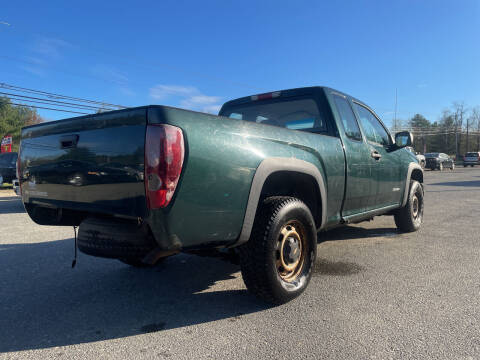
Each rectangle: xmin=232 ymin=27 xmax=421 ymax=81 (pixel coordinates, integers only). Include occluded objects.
xmin=219 ymin=97 xmax=327 ymax=133
xmin=425 ymin=153 xmax=439 ymax=158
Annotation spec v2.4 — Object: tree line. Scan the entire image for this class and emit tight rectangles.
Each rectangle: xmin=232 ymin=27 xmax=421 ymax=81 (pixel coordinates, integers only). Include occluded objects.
xmin=0 ymin=96 xmax=44 ymax=152
xmin=392 ymin=102 xmax=480 ymax=158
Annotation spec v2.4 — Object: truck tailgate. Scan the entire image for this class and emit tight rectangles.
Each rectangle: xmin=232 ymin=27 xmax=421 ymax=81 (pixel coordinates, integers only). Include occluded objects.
xmin=19 ymin=108 xmax=148 ymax=218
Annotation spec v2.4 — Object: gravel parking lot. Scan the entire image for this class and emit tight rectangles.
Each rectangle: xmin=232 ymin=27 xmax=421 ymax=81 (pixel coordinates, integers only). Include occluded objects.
xmin=1 ymin=168 xmax=479 ymax=359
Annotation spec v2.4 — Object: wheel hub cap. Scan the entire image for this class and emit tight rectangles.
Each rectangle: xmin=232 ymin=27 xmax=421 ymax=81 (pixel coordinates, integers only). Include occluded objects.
xmin=283 ymin=237 xmax=300 ymax=264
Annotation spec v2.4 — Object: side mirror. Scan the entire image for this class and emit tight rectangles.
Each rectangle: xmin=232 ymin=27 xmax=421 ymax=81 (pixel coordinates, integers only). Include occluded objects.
xmin=395 ymin=131 xmax=413 ymax=148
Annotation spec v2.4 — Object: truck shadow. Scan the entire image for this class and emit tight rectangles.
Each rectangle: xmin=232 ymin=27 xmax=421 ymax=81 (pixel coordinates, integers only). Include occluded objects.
xmin=1 ymin=224 xmax=394 ymax=352
xmin=0 ymin=196 xmax=25 ymax=214
xmin=429 ymin=180 xmax=480 ymax=187
xmin=0 ymin=240 xmax=268 ymax=352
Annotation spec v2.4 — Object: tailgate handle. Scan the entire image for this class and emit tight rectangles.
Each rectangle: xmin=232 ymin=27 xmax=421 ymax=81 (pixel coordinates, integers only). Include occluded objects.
xmin=60 ymin=134 xmax=79 ymax=149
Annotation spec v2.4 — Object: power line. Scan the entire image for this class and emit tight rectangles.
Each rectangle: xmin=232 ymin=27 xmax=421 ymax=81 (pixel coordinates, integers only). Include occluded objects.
xmin=0 ymin=81 xmax=125 ymax=109
xmin=0 ymin=91 xmax=115 ymax=111
xmin=7 ymin=97 xmax=106 ymax=112
xmin=10 ymin=103 xmax=89 ymax=115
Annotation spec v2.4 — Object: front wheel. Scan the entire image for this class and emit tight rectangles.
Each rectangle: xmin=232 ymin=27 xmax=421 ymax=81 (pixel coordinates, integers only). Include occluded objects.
xmin=451 ymin=163 xmax=455 ymax=171
xmin=238 ymin=197 xmax=317 ymax=304
xmin=439 ymin=163 xmax=443 ymax=171
xmin=394 ymin=180 xmax=424 ymax=232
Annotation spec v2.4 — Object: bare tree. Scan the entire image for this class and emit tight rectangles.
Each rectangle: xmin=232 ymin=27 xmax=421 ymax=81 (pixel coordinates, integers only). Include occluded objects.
xmin=439 ymin=109 xmax=454 ymax=153
xmin=452 ymin=102 xmax=468 ymax=158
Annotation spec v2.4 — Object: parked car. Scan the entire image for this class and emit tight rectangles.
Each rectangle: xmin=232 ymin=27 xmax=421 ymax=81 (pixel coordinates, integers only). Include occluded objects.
xmin=12 ymin=179 xmax=20 ymax=195
xmin=425 ymin=152 xmax=455 ymax=171
xmin=463 ymin=152 xmax=480 ymax=167
xmin=0 ymin=152 xmax=18 ymax=184
xmin=406 ymin=147 xmax=425 ymax=168
xmin=18 ymin=86 xmax=424 ymax=304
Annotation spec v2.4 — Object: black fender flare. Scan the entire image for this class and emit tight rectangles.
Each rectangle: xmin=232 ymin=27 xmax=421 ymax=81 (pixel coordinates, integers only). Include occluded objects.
xmin=232 ymin=157 xmax=327 ymax=247
xmin=401 ymin=162 xmax=423 ymax=207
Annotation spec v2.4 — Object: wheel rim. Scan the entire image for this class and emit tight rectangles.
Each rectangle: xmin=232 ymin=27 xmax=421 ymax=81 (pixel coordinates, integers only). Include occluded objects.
xmin=412 ymin=195 xmax=419 ymax=219
xmin=276 ymin=221 xmax=307 ymax=282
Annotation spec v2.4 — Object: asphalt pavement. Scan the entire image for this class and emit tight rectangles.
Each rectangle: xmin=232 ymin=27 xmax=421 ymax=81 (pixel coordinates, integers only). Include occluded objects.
xmin=1 ymin=167 xmax=479 ymax=359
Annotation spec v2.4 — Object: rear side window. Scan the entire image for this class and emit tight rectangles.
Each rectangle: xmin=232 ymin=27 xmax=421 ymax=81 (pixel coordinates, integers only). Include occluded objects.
xmin=353 ymin=103 xmax=390 ymax=146
xmin=220 ymin=98 xmax=327 ymax=133
xmin=332 ymin=95 xmax=362 ymax=141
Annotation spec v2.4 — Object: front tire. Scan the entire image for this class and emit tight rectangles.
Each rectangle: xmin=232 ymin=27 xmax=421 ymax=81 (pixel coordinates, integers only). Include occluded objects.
xmin=439 ymin=163 xmax=443 ymax=171
xmin=451 ymin=163 xmax=455 ymax=171
xmin=394 ymin=180 xmax=424 ymax=232
xmin=238 ymin=197 xmax=317 ymax=304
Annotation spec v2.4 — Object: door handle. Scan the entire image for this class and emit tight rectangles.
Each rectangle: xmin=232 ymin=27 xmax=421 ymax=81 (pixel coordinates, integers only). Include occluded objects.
xmin=371 ymin=150 xmax=382 ymax=160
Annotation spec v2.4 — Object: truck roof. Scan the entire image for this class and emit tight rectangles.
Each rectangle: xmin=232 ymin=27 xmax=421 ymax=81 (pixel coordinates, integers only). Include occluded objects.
xmin=221 ymin=86 xmax=370 ymax=110
xmin=22 ymin=86 xmax=376 ymax=133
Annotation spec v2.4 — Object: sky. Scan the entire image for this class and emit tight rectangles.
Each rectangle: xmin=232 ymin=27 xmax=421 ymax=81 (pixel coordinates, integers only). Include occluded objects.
xmin=1 ymin=0 xmax=479 ymax=126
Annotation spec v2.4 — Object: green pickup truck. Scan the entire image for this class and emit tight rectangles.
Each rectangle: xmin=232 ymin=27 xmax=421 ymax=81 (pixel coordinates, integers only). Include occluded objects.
xmin=18 ymin=86 xmax=423 ymax=304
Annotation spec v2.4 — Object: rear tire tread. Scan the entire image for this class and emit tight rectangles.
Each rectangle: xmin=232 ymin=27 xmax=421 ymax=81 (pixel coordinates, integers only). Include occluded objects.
xmin=238 ymin=196 xmax=315 ymax=304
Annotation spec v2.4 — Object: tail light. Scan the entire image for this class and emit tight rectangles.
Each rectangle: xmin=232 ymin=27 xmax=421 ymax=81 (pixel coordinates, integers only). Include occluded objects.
xmin=145 ymin=124 xmax=184 ymax=209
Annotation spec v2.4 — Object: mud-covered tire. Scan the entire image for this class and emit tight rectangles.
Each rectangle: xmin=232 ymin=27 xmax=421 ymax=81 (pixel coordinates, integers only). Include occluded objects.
xmin=394 ymin=180 xmax=424 ymax=232
xmin=238 ymin=197 xmax=317 ymax=304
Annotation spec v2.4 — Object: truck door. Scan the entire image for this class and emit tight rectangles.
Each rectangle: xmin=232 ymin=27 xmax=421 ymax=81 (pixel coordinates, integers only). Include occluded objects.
xmin=352 ymin=102 xmax=402 ymax=209
xmin=330 ymin=93 xmax=376 ymax=217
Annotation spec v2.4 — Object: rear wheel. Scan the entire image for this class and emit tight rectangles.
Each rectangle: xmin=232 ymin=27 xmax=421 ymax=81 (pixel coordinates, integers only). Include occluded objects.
xmin=394 ymin=180 xmax=424 ymax=232
xmin=238 ymin=197 xmax=317 ymax=304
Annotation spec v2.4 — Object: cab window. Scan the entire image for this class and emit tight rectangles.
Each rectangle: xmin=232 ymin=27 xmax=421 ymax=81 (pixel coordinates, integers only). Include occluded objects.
xmin=353 ymin=103 xmax=390 ymax=146
xmin=220 ymin=97 xmax=327 ymax=133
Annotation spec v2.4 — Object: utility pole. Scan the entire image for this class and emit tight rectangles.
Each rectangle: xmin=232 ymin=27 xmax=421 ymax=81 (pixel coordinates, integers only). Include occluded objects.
xmin=393 ymin=88 xmax=398 ymax=132
xmin=466 ymin=116 xmax=470 ymax=153
xmin=455 ymin=112 xmax=458 ymax=159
